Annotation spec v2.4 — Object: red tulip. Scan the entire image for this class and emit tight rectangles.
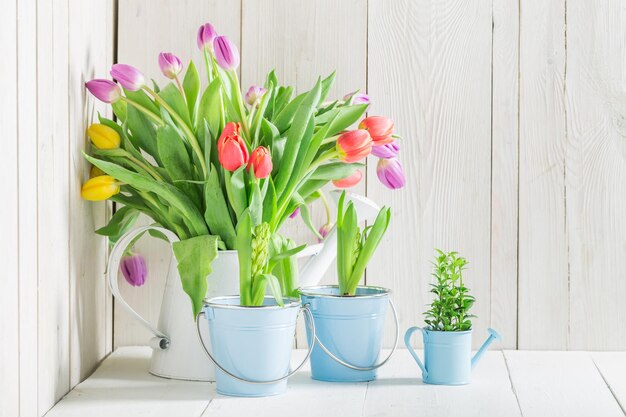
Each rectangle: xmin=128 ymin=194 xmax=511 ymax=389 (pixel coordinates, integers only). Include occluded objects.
xmin=332 ymin=169 xmax=362 ymax=188
xmin=359 ymin=116 xmax=394 ymax=146
xmin=248 ymin=146 xmax=273 ymax=179
xmin=218 ymin=122 xmax=248 ymax=171
xmin=336 ymin=130 xmax=372 ymax=163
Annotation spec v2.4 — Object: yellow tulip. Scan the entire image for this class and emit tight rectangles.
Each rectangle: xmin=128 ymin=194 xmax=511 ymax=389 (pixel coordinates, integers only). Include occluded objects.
xmin=89 ymin=165 xmax=106 ymax=178
xmin=87 ymin=124 xmax=120 ymax=149
xmin=81 ymin=175 xmax=120 ymax=201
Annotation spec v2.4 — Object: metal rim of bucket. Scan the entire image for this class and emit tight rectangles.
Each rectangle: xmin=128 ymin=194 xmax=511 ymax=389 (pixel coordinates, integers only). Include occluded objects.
xmin=195 ymin=302 xmax=316 ymax=385
xmin=301 ymin=286 xmax=400 ymax=372
xmin=203 ymin=295 xmax=302 ymax=310
xmin=298 ymin=284 xmax=392 ymax=299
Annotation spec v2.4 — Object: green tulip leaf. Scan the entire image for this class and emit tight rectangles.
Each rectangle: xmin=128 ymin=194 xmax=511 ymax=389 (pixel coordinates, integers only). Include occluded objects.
xmin=235 ymin=211 xmax=253 ymax=305
xmin=159 ymin=83 xmax=192 ymax=128
xmin=95 ymin=206 xmax=140 ymax=244
xmin=183 ymin=61 xmax=200 ymax=121
xmin=204 ymin=167 xmax=236 ymax=249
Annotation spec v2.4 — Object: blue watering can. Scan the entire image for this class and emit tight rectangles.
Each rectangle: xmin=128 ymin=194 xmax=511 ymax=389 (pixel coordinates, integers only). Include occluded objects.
xmin=404 ymin=327 xmax=501 ymax=385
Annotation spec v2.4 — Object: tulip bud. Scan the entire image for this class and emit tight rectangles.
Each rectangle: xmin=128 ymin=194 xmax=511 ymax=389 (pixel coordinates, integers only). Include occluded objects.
xmin=336 ymin=130 xmax=372 ymax=163
xmin=245 ymin=85 xmax=267 ymax=106
xmin=158 ymin=52 xmax=183 ymax=79
xmin=89 ymin=165 xmax=106 ymax=178
xmin=332 ymin=169 xmax=362 ymax=189
xmin=217 ymin=122 xmax=248 ymax=171
xmin=359 ymin=116 xmax=394 ymax=146
xmin=289 ymin=207 xmax=300 ymax=219
xmin=197 ymin=23 xmax=218 ymax=51
xmin=214 ymin=36 xmax=240 ymax=70
xmin=81 ymin=175 xmax=120 ymax=201
xmin=85 ymin=79 xmax=121 ymax=103
xmin=121 ymin=254 xmax=148 ymax=287
xmin=248 ymin=146 xmax=273 ymax=179
xmin=87 ymin=124 xmax=120 ymax=150
xmin=376 ymin=158 xmax=405 ymax=190
xmin=371 ymin=140 xmax=400 ymax=159
xmin=343 ymin=91 xmax=370 ymax=107
xmin=318 ymin=223 xmax=333 ymax=243
xmin=110 ymin=64 xmax=145 ymax=91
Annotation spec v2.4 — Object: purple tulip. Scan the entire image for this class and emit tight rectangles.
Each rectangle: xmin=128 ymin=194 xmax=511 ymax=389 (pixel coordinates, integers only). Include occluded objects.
xmin=343 ymin=91 xmax=370 ymax=107
xmin=245 ymin=85 xmax=267 ymax=106
xmin=371 ymin=140 xmax=400 ymax=159
xmin=214 ymin=36 xmax=240 ymax=70
xmin=318 ymin=223 xmax=333 ymax=243
xmin=158 ymin=52 xmax=183 ymax=79
xmin=197 ymin=23 xmax=218 ymax=51
xmin=85 ymin=79 xmax=121 ymax=103
xmin=121 ymin=254 xmax=148 ymax=287
xmin=110 ymin=64 xmax=145 ymax=91
xmin=376 ymin=158 xmax=405 ymax=190
xmin=289 ymin=207 xmax=300 ymax=219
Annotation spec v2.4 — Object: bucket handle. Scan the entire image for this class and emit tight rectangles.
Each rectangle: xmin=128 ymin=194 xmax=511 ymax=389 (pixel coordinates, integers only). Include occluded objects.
xmin=313 ymin=298 xmax=400 ymax=372
xmin=107 ymin=225 xmax=179 ymax=350
xmin=195 ymin=304 xmax=316 ymax=385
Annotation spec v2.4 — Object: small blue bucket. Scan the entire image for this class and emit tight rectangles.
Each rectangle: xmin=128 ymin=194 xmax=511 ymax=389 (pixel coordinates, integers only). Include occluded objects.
xmin=299 ymin=286 xmax=398 ymax=382
xmin=195 ymin=296 xmax=315 ymax=397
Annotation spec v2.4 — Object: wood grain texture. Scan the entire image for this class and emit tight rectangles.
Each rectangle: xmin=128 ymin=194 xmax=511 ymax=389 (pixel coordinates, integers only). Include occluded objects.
xmin=491 ymin=0 xmax=519 ymax=349
xmin=505 ymin=351 xmax=624 ymax=417
xmin=517 ymin=0 xmax=568 ymax=349
xmin=565 ymin=0 xmax=626 ymax=350
xmin=115 ymin=0 xmax=242 ymax=347
xmin=0 ymin=0 xmax=19 ymax=416
xmin=367 ymin=0 xmax=493 ymax=348
xmin=592 ymin=352 xmax=626 ymax=413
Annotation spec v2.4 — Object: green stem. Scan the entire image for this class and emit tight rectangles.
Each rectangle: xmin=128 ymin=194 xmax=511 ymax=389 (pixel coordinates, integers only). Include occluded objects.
xmin=120 ymin=97 xmax=163 ymax=125
xmin=174 ymin=76 xmax=185 ymax=100
xmin=319 ymin=190 xmax=331 ymax=224
xmin=227 ymin=70 xmax=252 ymax=143
xmin=126 ymin=153 xmax=164 ymax=182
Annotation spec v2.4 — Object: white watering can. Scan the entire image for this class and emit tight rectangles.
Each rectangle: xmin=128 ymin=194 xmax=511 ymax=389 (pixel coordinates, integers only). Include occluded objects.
xmin=107 ymin=191 xmax=380 ymax=381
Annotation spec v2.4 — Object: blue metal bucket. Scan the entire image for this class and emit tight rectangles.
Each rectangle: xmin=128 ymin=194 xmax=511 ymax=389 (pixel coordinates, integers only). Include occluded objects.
xmin=300 ymin=286 xmax=398 ymax=382
xmin=404 ymin=327 xmax=500 ymax=385
xmin=195 ymin=296 xmax=314 ymax=397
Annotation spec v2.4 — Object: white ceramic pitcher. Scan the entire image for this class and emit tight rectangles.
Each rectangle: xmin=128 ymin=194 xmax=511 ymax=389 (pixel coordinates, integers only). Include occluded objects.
xmin=107 ymin=191 xmax=380 ymax=381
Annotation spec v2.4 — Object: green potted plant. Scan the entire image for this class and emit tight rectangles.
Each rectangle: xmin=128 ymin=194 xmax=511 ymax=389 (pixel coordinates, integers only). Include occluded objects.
xmin=404 ymin=250 xmax=501 ymax=385
xmin=300 ymin=191 xmax=399 ymax=382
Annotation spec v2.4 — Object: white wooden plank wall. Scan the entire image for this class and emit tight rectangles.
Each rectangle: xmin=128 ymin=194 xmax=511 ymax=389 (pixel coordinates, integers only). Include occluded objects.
xmin=0 ymin=0 xmax=114 ymax=416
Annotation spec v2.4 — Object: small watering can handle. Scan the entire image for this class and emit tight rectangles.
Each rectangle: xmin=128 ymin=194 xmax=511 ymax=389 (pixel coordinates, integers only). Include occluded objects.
xmin=195 ymin=304 xmax=316 ymax=385
xmin=404 ymin=326 xmax=428 ymax=379
xmin=313 ymin=298 xmax=400 ymax=371
xmin=107 ymin=225 xmax=179 ymax=350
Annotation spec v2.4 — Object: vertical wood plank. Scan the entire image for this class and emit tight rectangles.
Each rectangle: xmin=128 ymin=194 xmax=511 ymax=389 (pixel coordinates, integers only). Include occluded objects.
xmin=68 ymin=0 xmax=115 ymax=386
xmin=565 ymin=0 xmax=626 ymax=350
xmin=37 ymin=0 xmax=71 ymax=412
xmin=367 ymin=0 xmax=493 ymax=347
xmin=241 ymin=0 xmax=367 ymax=346
xmin=517 ymin=0 xmax=568 ymax=349
xmin=491 ymin=0 xmax=519 ymax=348
xmin=115 ymin=0 xmax=241 ymax=347
xmin=17 ymin=0 xmax=40 ymax=415
xmin=0 ymin=0 xmax=20 ymax=415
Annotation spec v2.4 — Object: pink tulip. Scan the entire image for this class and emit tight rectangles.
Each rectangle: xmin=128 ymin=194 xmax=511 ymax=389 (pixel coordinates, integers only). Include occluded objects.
xmin=376 ymin=158 xmax=405 ymax=190
xmin=336 ymin=130 xmax=373 ymax=163
xmin=217 ymin=122 xmax=248 ymax=171
xmin=158 ymin=52 xmax=183 ymax=79
xmin=359 ymin=116 xmax=394 ymax=146
xmin=197 ymin=23 xmax=218 ymax=51
xmin=85 ymin=79 xmax=121 ymax=103
xmin=248 ymin=146 xmax=273 ymax=179
xmin=318 ymin=223 xmax=333 ymax=243
xmin=343 ymin=91 xmax=370 ymax=107
xmin=332 ymin=170 xmax=362 ymax=189
xmin=121 ymin=254 xmax=148 ymax=287
xmin=214 ymin=36 xmax=240 ymax=70
xmin=110 ymin=64 xmax=145 ymax=91
xmin=371 ymin=140 xmax=400 ymax=159
xmin=245 ymin=85 xmax=267 ymax=106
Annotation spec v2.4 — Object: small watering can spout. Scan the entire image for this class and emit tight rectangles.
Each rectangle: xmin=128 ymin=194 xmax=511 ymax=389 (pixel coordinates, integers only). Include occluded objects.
xmin=471 ymin=328 xmax=501 ymax=369
xmin=299 ymin=191 xmax=380 ymax=288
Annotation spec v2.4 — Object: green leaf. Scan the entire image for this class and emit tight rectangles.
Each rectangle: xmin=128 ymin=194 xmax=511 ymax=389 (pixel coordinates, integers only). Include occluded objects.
xmin=204 ymin=168 xmax=236 ymax=249
xmin=159 ymin=83 xmax=192 ymax=128
xmin=338 ymin=200 xmax=359 ymax=294
xmin=156 ymin=125 xmax=192 ymax=180
xmin=111 ymin=100 xmax=127 ymax=123
xmin=309 ymin=162 xmax=362 ymax=181
xmin=291 ymin=193 xmax=322 ymax=239
xmin=315 ymin=104 xmax=368 ymax=136
xmin=196 ymin=78 xmax=223 ymax=137
xmin=183 ymin=61 xmax=200 ymax=121
xmin=126 ymin=106 xmax=161 ymax=165
xmin=224 ymin=167 xmax=247 ymax=220
xmin=172 ymin=234 xmax=219 ymax=317
xmin=273 ymin=91 xmax=307 ymax=133
xmin=249 ymin=181 xmax=263 ymax=227
xmin=235 ymin=211 xmax=253 ymax=305
xmin=318 ymin=71 xmax=336 ymax=105
xmin=251 ymin=274 xmax=284 ymax=307
xmin=262 ymin=177 xmax=277 ymax=223
xmin=95 ymin=206 xmax=140 ymax=244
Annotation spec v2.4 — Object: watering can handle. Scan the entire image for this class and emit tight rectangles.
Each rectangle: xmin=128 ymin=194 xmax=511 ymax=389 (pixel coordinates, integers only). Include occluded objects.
xmin=195 ymin=304 xmax=316 ymax=385
xmin=313 ymin=298 xmax=400 ymax=371
xmin=107 ymin=225 xmax=179 ymax=350
xmin=404 ymin=326 xmax=428 ymax=379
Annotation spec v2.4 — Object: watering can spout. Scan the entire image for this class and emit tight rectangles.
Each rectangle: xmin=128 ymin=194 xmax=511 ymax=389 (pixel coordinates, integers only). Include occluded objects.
xmin=471 ymin=328 xmax=501 ymax=369
xmin=299 ymin=191 xmax=380 ymax=288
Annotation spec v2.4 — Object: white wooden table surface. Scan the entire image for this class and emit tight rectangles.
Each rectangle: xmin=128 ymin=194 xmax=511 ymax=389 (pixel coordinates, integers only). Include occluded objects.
xmin=45 ymin=347 xmax=626 ymax=417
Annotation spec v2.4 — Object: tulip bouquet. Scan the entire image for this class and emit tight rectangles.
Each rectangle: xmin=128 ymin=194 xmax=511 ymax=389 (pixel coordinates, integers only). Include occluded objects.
xmin=82 ymin=21 xmax=406 ymax=315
